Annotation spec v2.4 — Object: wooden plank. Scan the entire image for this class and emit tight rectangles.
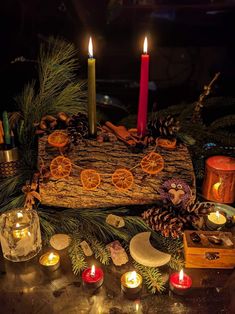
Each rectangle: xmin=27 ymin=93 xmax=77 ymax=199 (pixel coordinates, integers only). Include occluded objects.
xmin=38 ymin=136 xmax=196 ymax=209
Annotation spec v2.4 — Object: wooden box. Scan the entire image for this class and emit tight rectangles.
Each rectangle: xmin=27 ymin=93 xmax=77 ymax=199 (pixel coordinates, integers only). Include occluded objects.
xmin=184 ymin=230 xmax=235 ymax=269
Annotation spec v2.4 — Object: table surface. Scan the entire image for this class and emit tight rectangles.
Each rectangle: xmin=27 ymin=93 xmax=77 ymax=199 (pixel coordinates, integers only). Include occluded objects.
xmin=0 ymin=249 xmax=234 ymax=314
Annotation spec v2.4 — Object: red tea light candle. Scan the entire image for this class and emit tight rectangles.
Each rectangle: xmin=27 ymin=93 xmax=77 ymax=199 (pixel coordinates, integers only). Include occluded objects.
xmin=137 ymin=37 xmax=149 ymax=137
xmin=121 ymin=271 xmax=142 ymax=297
xmin=82 ymin=265 xmax=104 ymax=289
xmin=169 ymin=269 xmax=192 ymax=295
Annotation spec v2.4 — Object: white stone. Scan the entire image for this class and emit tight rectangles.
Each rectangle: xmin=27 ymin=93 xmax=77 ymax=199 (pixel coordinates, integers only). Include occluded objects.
xmin=50 ymin=234 xmax=71 ymax=250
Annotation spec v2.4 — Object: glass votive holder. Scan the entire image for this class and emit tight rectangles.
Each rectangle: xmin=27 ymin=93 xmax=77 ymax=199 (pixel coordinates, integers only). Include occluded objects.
xmin=0 ymin=208 xmax=42 ymax=262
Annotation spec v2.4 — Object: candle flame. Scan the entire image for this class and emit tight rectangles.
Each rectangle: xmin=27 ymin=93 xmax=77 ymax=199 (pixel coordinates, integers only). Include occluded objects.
xmin=16 ymin=223 xmax=20 ymax=228
xmin=128 ymin=271 xmax=137 ymax=282
xmin=135 ymin=302 xmax=139 ymax=312
xmin=48 ymin=252 xmax=55 ymax=261
xmin=91 ymin=264 xmax=96 ymax=277
xmin=88 ymin=37 xmax=93 ymax=58
xmin=179 ymin=269 xmax=184 ymax=282
xmin=216 ymin=210 xmax=220 ymax=219
xmin=17 ymin=212 xmax=23 ymax=218
xmin=143 ymin=37 xmax=148 ymax=54
xmin=28 ymin=231 xmax=31 ymax=236
xmin=213 ymin=182 xmax=221 ymax=191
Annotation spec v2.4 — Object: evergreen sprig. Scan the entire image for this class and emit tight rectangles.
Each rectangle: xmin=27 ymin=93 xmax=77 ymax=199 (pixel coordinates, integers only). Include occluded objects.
xmin=168 ymin=254 xmax=185 ymax=271
xmin=133 ymin=261 xmax=165 ymax=294
xmin=85 ymin=233 xmax=110 ymax=265
xmin=68 ymin=232 xmax=87 ymax=275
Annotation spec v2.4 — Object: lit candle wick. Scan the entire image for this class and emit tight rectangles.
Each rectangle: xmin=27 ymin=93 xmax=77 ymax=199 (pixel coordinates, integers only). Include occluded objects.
xmin=179 ymin=269 xmax=184 ymax=283
xmin=128 ymin=271 xmax=137 ymax=283
xmin=16 ymin=223 xmax=20 ymax=228
xmin=143 ymin=37 xmax=148 ymax=54
xmin=215 ymin=210 xmax=220 ymax=220
xmin=90 ymin=265 xmax=96 ymax=278
xmin=88 ymin=37 xmax=93 ymax=58
xmin=48 ymin=252 xmax=55 ymax=261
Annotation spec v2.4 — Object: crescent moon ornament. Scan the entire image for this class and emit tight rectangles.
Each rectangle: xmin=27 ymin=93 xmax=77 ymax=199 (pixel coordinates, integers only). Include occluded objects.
xmin=129 ymin=232 xmax=171 ymax=267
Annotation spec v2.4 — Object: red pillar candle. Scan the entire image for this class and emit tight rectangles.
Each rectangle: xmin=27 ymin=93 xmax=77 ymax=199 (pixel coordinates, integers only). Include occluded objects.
xmin=82 ymin=265 xmax=104 ymax=289
xmin=137 ymin=37 xmax=149 ymax=137
xmin=202 ymin=156 xmax=235 ymax=204
xmin=169 ymin=269 xmax=192 ymax=295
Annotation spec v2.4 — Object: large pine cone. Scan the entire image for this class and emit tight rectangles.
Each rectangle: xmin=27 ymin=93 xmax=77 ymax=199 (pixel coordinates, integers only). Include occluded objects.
xmin=68 ymin=112 xmax=88 ymax=145
xmin=142 ymin=206 xmax=198 ymax=238
xmin=148 ymin=115 xmax=180 ymax=139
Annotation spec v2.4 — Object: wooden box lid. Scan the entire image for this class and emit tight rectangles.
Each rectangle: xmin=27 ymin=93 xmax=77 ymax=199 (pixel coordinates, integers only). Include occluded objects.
xmin=184 ymin=230 xmax=235 ymax=255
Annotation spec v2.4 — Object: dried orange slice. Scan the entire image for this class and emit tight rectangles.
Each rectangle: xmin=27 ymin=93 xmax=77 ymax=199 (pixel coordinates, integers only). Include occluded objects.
xmin=141 ymin=152 xmax=164 ymax=174
xmin=112 ymin=168 xmax=134 ymax=190
xmin=48 ymin=131 xmax=69 ymax=148
xmin=156 ymin=137 xmax=176 ymax=149
xmin=50 ymin=156 xmax=72 ymax=179
xmin=81 ymin=169 xmax=101 ymax=190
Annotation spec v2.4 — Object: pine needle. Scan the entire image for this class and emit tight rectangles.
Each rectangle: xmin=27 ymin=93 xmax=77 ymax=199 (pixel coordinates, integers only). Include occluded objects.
xmin=84 ymin=232 xmax=110 ymax=265
xmin=68 ymin=232 xmax=87 ymax=275
xmin=133 ymin=262 xmax=165 ymax=294
xmin=168 ymin=254 xmax=185 ymax=271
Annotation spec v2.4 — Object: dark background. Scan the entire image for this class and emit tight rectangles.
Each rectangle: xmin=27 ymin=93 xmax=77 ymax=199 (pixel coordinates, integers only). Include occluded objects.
xmin=1 ymin=0 xmax=235 ymax=113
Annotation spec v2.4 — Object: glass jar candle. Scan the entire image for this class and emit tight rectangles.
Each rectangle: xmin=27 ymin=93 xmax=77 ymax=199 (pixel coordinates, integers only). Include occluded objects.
xmin=0 ymin=208 xmax=42 ymax=262
xmin=202 ymin=156 xmax=235 ymax=204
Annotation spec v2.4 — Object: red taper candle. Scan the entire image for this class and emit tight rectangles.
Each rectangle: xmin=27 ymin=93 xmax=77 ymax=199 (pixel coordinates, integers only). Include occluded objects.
xmin=137 ymin=37 xmax=149 ymax=137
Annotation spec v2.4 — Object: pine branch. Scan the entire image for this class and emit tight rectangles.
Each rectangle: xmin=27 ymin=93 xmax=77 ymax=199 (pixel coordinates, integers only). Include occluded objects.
xmin=85 ymin=233 xmax=110 ymax=265
xmin=210 ymin=114 xmax=235 ymax=130
xmin=168 ymin=254 xmax=185 ymax=271
xmin=68 ymin=232 xmax=87 ymax=275
xmin=39 ymin=215 xmax=57 ymax=238
xmin=133 ymin=262 xmax=165 ymax=294
xmin=0 ymin=195 xmax=25 ymax=213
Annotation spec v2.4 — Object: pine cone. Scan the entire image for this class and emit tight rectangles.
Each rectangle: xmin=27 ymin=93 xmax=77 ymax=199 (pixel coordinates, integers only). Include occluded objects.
xmin=148 ymin=115 xmax=180 ymax=139
xmin=68 ymin=113 xmax=88 ymax=145
xmin=142 ymin=206 xmax=198 ymax=238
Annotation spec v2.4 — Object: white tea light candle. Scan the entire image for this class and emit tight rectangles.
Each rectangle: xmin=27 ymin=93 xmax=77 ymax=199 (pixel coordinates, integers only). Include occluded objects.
xmin=206 ymin=211 xmax=226 ymax=230
xmin=39 ymin=252 xmax=60 ymax=272
xmin=121 ymin=271 xmax=142 ymax=296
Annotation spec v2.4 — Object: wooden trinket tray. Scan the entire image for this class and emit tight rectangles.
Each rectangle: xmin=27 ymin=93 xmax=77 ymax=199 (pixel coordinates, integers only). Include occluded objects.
xmin=184 ymin=230 xmax=235 ymax=269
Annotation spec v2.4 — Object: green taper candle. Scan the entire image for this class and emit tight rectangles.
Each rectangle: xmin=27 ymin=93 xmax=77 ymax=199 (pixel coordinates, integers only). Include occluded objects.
xmin=2 ymin=111 xmax=11 ymax=145
xmin=88 ymin=37 xmax=97 ymax=136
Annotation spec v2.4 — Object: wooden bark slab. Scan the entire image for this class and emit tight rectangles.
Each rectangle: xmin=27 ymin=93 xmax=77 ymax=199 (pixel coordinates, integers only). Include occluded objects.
xmin=38 ymin=136 xmax=196 ymax=209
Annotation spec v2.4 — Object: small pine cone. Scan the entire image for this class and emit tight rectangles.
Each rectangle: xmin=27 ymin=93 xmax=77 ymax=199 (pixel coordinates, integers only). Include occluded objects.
xmin=148 ymin=115 xmax=180 ymax=139
xmin=68 ymin=112 xmax=89 ymax=145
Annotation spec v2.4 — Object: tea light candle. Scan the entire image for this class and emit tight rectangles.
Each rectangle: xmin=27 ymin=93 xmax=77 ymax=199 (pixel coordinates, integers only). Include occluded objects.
xmin=169 ymin=269 xmax=192 ymax=295
xmin=39 ymin=252 xmax=60 ymax=272
xmin=206 ymin=210 xmax=227 ymax=230
xmin=121 ymin=271 xmax=142 ymax=296
xmin=82 ymin=265 xmax=104 ymax=289
xmin=13 ymin=222 xmax=29 ymax=239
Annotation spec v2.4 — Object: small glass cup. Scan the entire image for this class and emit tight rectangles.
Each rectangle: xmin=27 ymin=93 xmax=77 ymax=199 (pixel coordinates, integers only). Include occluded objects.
xmin=0 ymin=208 xmax=42 ymax=262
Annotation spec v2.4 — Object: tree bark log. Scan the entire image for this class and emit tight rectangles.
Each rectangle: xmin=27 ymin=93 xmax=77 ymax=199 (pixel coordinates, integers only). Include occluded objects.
xmin=38 ymin=136 xmax=196 ymax=209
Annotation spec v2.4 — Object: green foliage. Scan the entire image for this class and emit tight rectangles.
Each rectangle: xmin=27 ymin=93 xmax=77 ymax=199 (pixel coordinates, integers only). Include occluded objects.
xmin=133 ymin=261 xmax=165 ymax=294
xmin=168 ymin=254 xmax=185 ymax=271
xmin=12 ymin=37 xmax=86 ymax=158
xmin=85 ymin=233 xmax=110 ymax=265
xmin=68 ymin=232 xmax=87 ymax=275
